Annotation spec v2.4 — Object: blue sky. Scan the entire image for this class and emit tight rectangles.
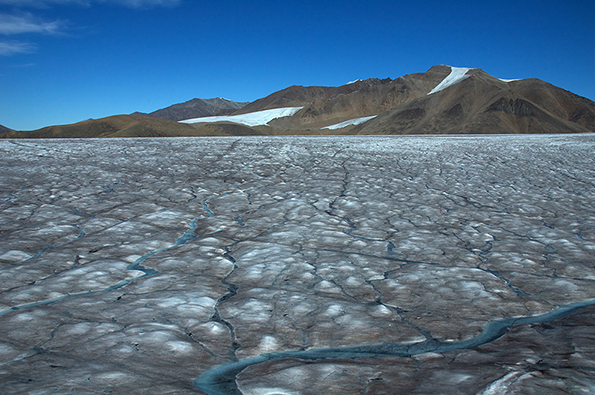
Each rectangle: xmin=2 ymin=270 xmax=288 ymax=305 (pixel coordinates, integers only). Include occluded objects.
xmin=0 ymin=0 xmax=593 ymax=131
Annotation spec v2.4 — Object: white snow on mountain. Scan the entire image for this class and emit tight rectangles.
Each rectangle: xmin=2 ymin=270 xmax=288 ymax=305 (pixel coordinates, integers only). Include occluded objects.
xmin=179 ymin=107 xmax=303 ymax=127
xmin=322 ymin=115 xmax=377 ymax=130
xmin=498 ymin=78 xmax=520 ymax=83
xmin=347 ymin=79 xmax=362 ymax=85
xmin=428 ymin=66 xmax=472 ymax=95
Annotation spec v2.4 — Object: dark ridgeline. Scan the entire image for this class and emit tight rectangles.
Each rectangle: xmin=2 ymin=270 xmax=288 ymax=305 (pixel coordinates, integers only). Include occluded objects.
xmin=132 ymin=97 xmax=249 ymax=121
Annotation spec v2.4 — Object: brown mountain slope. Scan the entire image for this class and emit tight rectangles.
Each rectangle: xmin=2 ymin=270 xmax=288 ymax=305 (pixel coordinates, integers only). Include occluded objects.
xmin=134 ymin=97 xmax=248 ymax=121
xmin=235 ymin=85 xmax=335 ymax=114
xmin=238 ymin=67 xmax=450 ymax=127
xmin=351 ymin=70 xmax=595 ymax=135
xmin=245 ymin=65 xmax=594 ymax=135
xmin=1 ymin=115 xmax=263 ymax=138
xmin=511 ymin=79 xmax=595 ymax=130
xmin=278 ymin=68 xmax=451 ymax=129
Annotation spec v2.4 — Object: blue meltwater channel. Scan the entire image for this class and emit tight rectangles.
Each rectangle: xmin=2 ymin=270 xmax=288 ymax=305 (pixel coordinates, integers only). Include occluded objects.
xmin=193 ymin=299 xmax=595 ymax=395
xmin=0 ymin=216 xmax=203 ymax=316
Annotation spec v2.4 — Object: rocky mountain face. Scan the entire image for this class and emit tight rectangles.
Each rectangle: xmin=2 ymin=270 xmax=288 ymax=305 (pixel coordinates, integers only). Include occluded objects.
xmin=234 ymin=65 xmax=595 ymax=135
xmin=134 ymin=97 xmax=248 ymax=121
xmin=4 ymin=65 xmax=594 ymax=138
xmin=352 ymin=67 xmax=595 ymax=135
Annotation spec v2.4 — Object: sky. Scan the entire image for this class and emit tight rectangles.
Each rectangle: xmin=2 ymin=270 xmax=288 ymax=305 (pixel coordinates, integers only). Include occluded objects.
xmin=0 ymin=0 xmax=593 ymax=131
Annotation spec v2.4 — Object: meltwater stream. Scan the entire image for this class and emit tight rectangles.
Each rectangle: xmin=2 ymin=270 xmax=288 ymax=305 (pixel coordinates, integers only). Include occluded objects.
xmin=193 ymin=299 xmax=595 ymax=395
xmin=0 ymin=187 xmax=228 ymax=318
xmin=0 ymin=217 xmax=201 ymax=317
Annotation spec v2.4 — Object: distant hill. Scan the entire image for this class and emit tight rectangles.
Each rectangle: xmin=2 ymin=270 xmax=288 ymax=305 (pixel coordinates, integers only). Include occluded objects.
xmin=0 ymin=115 xmax=265 ymax=138
xmin=133 ymin=97 xmax=248 ymax=121
xmin=3 ymin=65 xmax=594 ymax=138
xmin=0 ymin=124 xmax=13 ymax=134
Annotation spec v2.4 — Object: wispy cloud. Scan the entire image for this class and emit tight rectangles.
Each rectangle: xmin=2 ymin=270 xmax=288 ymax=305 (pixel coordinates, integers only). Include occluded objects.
xmin=0 ymin=13 xmax=63 ymax=35
xmin=0 ymin=41 xmax=36 ymax=56
xmin=0 ymin=0 xmax=180 ymax=56
xmin=0 ymin=13 xmax=61 ymax=55
xmin=0 ymin=0 xmax=181 ymax=8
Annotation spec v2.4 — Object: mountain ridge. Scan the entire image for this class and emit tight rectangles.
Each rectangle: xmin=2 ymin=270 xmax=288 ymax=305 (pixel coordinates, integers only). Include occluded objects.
xmin=3 ymin=65 xmax=594 ymax=138
xmin=133 ymin=97 xmax=248 ymax=121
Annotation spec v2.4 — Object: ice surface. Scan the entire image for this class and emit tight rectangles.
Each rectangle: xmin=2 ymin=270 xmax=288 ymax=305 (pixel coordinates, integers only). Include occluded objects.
xmin=0 ymin=134 xmax=594 ymax=394
xmin=0 ymin=250 xmax=32 ymax=262
xmin=179 ymin=106 xmax=303 ymax=126
xmin=428 ymin=66 xmax=472 ymax=95
xmin=321 ymin=115 xmax=377 ymax=130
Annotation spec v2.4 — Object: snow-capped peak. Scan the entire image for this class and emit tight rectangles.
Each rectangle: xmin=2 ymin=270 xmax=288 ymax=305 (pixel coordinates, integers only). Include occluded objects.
xmin=428 ymin=66 xmax=472 ymax=95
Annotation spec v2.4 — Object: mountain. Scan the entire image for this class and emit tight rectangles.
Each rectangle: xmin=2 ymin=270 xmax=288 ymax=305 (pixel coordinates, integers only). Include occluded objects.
xmin=0 ymin=115 xmax=265 ymax=138
xmin=215 ymin=65 xmax=594 ymax=135
xmin=0 ymin=124 xmax=13 ymax=134
xmin=353 ymin=66 xmax=595 ymax=135
xmin=133 ymin=97 xmax=248 ymax=121
xmin=3 ymin=65 xmax=594 ymax=138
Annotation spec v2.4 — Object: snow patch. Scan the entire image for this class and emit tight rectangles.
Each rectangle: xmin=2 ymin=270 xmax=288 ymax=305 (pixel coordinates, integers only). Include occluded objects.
xmin=428 ymin=66 xmax=472 ymax=95
xmin=322 ymin=115 xmax=377 ymax=130
xmin=347 ymin=79 xmax=362 ymax=84
xmin=179 ymin=107 xmax=303 ymax=127
xmin=498 ymin=78 xmax=521 ymax=82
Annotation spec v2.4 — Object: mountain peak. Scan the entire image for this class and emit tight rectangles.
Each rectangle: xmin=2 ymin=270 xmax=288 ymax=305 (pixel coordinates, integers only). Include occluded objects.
xmin=135 ymin=97 xmax=248 ymax=121
xmin=427 ymin=66 xmax=473 ymax=95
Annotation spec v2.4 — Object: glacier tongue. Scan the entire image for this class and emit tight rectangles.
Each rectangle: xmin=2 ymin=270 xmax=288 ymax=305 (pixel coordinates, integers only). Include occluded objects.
xmin=428 ymin=66 xmax=472 ymax=95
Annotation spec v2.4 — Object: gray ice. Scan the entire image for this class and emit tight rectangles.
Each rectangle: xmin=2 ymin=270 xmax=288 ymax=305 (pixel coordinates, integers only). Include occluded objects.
xmin=1 ymin=135 xmax=595 ymax=394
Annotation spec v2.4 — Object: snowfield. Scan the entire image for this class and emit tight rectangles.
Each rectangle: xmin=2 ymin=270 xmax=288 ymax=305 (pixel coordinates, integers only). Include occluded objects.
xmin=322 ymin=115 xmax=377 ymax=130
xmin=179 ymin=106 xmax=303 ymax=127
xmin=428 ymin=66 xmax=472 ymax=95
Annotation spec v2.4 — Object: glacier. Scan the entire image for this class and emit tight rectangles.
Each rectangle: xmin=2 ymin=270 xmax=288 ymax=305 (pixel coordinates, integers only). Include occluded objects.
xmin=1 ymin=134 xmax=594 ymax=394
